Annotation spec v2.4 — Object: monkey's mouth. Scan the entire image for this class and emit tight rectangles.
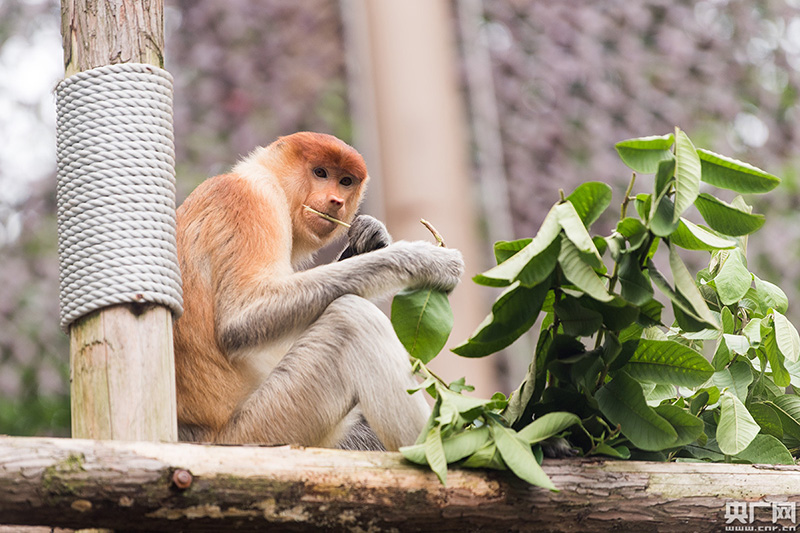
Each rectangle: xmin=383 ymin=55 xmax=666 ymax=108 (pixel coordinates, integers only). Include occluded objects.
xmin=302 ymin=204 xmax=350 ymax=228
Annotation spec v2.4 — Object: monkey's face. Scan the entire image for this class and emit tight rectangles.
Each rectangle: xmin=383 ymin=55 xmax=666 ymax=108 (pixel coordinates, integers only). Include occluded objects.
xmin=300 ymin=164 xmax=364 ymax=240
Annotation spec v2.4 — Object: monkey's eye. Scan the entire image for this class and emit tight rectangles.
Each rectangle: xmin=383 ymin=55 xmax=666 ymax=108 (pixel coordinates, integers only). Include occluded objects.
xmin=340 ymin=177 xmax=353 ymax=187
xmin=313 ymin=167 xmax=327 ymax=178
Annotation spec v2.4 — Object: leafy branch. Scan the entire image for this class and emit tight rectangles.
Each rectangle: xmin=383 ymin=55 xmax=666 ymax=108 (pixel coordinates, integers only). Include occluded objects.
xmin=392 ymin=127 xmax=799 ymax=489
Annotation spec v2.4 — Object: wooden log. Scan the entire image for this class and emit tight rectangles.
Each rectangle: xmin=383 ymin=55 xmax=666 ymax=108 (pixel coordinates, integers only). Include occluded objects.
xmin=1 ymin=436 xmax=799 ymax=532
xmin=59 ymin=0 xmax=177 ymax=442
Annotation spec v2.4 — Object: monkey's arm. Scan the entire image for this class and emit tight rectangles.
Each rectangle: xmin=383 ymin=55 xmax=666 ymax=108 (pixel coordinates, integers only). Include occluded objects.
xmin=217 ymin=240 xmax=463 ymax=352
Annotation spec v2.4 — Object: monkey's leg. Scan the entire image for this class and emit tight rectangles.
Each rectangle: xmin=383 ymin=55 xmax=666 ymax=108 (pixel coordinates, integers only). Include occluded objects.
xmin=216 ymin=295 xmax=430 ymax=450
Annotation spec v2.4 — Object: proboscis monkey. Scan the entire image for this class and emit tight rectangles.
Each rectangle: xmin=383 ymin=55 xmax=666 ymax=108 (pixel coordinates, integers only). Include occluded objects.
xmin=174 ymin=132 xmax=464 ymax=450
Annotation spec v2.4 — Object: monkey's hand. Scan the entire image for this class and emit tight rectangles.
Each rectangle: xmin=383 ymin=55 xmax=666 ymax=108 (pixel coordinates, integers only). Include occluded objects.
xmin=338 ymin=215 xmax=392 ymax=260
xmin=394 ymin=241 xmax=464 ymax=293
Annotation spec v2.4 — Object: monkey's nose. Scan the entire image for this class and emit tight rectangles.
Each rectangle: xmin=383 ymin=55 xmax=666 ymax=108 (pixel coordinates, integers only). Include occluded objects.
xmin=329 ymin=195 xmax=344 ymax=207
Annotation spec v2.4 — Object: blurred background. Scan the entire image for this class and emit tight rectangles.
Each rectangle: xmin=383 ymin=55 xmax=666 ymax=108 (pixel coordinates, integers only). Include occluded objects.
xmin=2 ymin=0 xmax=800 ymax=437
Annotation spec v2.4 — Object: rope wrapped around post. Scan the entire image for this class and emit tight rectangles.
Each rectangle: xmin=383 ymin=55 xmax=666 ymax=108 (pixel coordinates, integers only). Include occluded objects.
xmin=55 ymin=63 xmax=183 ymax=332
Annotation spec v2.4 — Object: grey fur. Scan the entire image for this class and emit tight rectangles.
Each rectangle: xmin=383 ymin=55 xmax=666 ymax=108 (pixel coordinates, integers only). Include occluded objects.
xmin=214 ymin=211 xmax=463 ymax=450
xmin=216 ymin=295 xmax=431 ymax=450
xmin=219 ymin=239 xmax=463 ymax=351
xmin=336 ymin=415 xmax=386 ymax=451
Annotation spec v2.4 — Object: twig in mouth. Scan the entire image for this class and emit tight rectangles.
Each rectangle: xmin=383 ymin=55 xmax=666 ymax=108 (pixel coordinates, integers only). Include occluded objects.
xmin=302 ymin=204 xmax=351 ymax=228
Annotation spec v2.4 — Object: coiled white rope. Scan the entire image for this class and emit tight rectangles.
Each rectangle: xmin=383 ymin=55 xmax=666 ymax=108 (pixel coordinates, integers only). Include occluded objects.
xmin=55 ymin=63 xmax=183 ymax=332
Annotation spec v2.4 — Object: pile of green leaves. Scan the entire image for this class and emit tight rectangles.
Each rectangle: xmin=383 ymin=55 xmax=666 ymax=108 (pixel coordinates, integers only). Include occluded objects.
xmin=391 ymin=127 xmax=800 ymax=489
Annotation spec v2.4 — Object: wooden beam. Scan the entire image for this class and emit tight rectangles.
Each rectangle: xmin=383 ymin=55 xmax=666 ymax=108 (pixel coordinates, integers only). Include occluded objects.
xmin=59 ymin=0 xmax=177 ymax=442
xmin=1 ymin=436 xmax=799 ymax=531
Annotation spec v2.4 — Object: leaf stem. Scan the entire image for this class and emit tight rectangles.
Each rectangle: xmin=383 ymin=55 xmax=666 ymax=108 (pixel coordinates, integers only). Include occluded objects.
xmin=620 ymin=172 xmax=637 ymax=220
xmin=420 ymin=219 xmax=447 ymax=248
xmin=413 ymin=357 xmax=450 ymax=387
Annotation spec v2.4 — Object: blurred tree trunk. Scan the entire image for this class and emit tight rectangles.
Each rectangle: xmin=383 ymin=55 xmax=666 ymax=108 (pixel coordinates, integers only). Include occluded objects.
xmin=342 ymin=0 xmax=501 ymax=397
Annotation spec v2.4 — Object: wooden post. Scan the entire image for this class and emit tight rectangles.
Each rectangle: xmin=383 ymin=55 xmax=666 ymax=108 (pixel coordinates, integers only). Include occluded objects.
xmin=59 ymin=0 xmax=177 ymax=442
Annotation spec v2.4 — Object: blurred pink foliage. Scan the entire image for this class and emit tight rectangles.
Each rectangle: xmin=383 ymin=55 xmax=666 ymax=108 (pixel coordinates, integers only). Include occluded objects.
xmin=480 ymin=1 xmax=800 ymax=237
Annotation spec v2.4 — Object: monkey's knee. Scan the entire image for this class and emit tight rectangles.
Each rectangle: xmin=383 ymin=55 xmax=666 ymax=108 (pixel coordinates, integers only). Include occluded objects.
xmin=324 ymin=295 xmax=396 ymax=340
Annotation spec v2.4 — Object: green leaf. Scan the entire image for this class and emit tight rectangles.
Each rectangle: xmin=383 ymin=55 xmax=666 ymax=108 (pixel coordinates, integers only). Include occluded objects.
xmin=671 ymin=218 xmax=736 ymax=251
xmin=615 ymin=133 xmax=675 ymax=173
xmin=615 ymin=217 xmax=649 ymax=250
xmin=440 ymin=427 xmax=492 ymax=462
xmin=555 ymin=201 xmax=604 ymax=269
xmin=754 ymin=276 xmax=789 ymax=314
xmin=493 ymin=238 xmax=531 ymax=265
xmin=716 ymin=391 xmax=760 ymax=455
xmin=558 ymin=235 xmax=613 ymax=302
xmin=690 ymin=391 xmax=709 ymax=416
xmin=622 ymin=339 xmax=714 ymax=387
xmin=773 ymin=311 xmax=800 ymax=363
xmin=697 ymin=148 xmax=781 ymax=194
xmin=644 ymin=383 xmax=679 ymax=405
xmin=448 ymin=377 xmax=476 ymax=393
xmin=711 ymin=338 xmax=732 ymax=370
xmin=513 ymin=237 xmax=561 ymax=288
xmin=399 ymin=444 xmax=427 ymax=464
xmin=668 ymin=244 xmax=719 ymax=328
xmin=461 ymin=441 xmax=505 ymax=470
xmin=391 ymin=288 xmax=453 ymax=364
xmin=401 ymin=426 xmax=491 ymax=464
xmin=734 ymin=434 xmax=794 ymax=465
xmin=566 ymin=182 xmax=613 ymax=227
xmin=492 ymin=423 xmax=556 ymax=491
xmin=649 ymin=261 xmax=710 ymax=330
xmin=711 ymin=360 xmax=753 ymax=402
xmin=637 ymin=298 xmax=665 ymax=328
xmin=580 ymin=295 xmax=640 ymax=332
xmin=743 ymin=317 xmax=763 ymax=346
xmin=763 ymin=327 xmax=790 ymax=387
xmin=721 ymin=306 xmax=735 ymax=334
xmin=749 ymin=401 xmax=783 ymax=439
xmin=723 ymin=334 xmax=751 ymax=356
xmin=554 ymin=295 xmax=603 ymax=337
xmin=425 ymin=426 xmax=448 ymax=485
xmin=452 ymin=280 xmax=549 ymax=358
xmin=618 ymin=252 xmax=654 ymax=306
xmin=649 ymin=194 xmax=680 ymax=237
xmin=480 ymin=238 xmax=560 ymax=289
xmin=596 ymin=372 xmax=678 ymax=451
xmin=475 ymin=205 xmax=561 ymax=287
xmin=652 ymin=404 xmax=704 ymax=446
xmin=590 ymin=443 xmax=631 ymax=459
xmin=438 ymin=388 xmax=494 ymax=422
xmin=672 ymin=128 xmax=701 ymax=222
xmin=635 ymin=193 xmax=652 ymax=222
xmin=654 ymin=157 xmax=676 ymax=199
xmin=713 ymin=249 xmax=752 ymax=306
xmin=694 ymin=193 xmax=765 ymax=236
xmin=516 ymin=412 xmax=581 ymax=444
xmin=765 ymin=395 xmax=800 ymax=446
